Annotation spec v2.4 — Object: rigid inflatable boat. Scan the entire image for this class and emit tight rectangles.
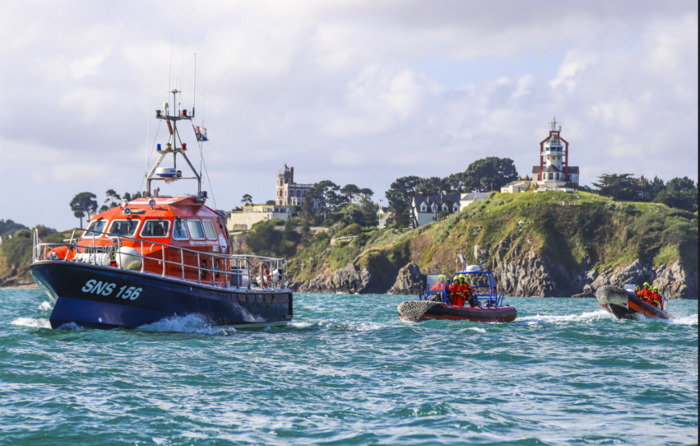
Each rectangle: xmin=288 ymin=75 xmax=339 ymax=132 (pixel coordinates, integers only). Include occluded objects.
xmin=398 ymin=266 xmax=516 ymax=323
xmin=596 ymin=284 xmax=670 ymax=320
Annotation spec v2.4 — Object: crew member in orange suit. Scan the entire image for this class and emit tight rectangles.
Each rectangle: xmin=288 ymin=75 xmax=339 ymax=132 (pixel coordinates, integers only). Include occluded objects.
xmin=430 ymin=275 xmax=446 ymax=292
xmin=650 ymin=286 xmax=662 ymax=308
xmin=449 ymin=276 xmax=464 ymax=306
xmin=464 ymin=281 xmax=476 ymax=307
xmin=639 ymin=282 xmax=652 ymax=304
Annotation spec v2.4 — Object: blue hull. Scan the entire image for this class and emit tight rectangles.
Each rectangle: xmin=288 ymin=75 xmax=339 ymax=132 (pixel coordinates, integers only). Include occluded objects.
xmin=29 ymin=261 xmax=293 ymax=329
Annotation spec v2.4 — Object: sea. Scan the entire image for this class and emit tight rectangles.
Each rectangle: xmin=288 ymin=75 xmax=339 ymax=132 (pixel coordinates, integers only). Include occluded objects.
xmin=1 ymin=289 xmax=697 ymax=446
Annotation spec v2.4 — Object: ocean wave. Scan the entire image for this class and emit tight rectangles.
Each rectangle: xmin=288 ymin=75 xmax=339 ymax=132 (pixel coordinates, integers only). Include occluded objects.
xmin=10 ymin=317 xmax=51 ymax=329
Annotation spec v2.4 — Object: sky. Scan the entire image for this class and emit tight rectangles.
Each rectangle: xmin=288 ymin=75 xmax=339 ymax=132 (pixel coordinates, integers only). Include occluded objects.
xmin=0 ymin=0 xmax=697 ymax=231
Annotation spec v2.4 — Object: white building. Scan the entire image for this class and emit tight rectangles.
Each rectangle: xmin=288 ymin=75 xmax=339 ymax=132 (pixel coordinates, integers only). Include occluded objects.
xmin=531 ymin=117 xmax=580 ymax=192
xmin=411 ymin=194 xmax=461 ymax=227
xmin=226 ymin=204 xmax=293 ymax=232
xmin=460 ymin=192 xmax=490 ymax=208
xmin=409 ymin=192 xmax=491 ymax=228
xmin=500 ymin=180 xmax=531 ymax=193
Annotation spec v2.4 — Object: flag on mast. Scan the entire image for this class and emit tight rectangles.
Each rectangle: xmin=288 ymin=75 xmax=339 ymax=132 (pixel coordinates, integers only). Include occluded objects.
xmin=194 ymin=126 xmax=208 ymax=142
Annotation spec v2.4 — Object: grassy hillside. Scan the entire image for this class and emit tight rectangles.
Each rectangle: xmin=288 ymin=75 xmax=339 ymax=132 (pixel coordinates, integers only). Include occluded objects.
xmin=288 ymin=191 xmax=698 ymax=284
xmin=2 ymin=191 xmax=696 ymax=293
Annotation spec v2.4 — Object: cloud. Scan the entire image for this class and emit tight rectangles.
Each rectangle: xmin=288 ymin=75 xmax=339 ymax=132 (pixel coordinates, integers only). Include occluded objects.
xmin=0 ymin=0 xmax=697 ymax=231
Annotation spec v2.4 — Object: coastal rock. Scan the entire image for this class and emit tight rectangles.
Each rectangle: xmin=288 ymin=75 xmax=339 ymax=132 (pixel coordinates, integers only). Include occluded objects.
xmin=588 ymin=259 xmax=697 ymax=300
xmin=387 ymin=263 xmax=425 ymax=295
xmin=289 ymin=264 xmax=373 ymax=294
xmin=288 ymin=251 xmax=696 ymax=299
xmin=482 ymin=244 xmax=696 ymax=299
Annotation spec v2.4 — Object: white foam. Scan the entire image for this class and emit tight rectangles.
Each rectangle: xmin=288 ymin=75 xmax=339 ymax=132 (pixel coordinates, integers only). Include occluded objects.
xmin=10 ymin=317 xmax=51 ymax=329
xmin=55 ymin=321 xmax=83 ymax=330
xmin=37 ymin=301 xmax=53 ymax=311
xmin=139 ymin=314 xmax=236 ymax=335
xmin=522 ymin=309 xmax=611 ymax=325
xmin=665 ymin=313 xmax=698 ymax=326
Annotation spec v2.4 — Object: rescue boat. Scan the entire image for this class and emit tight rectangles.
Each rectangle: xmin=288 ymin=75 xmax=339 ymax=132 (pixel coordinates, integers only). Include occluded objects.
xmin=398 ymin=266 xmax=517 ymax=323
xmin=29 ymin=89 xmax=293 ymax=330
xmin=596 ymin=284 xmax=670 ymax=320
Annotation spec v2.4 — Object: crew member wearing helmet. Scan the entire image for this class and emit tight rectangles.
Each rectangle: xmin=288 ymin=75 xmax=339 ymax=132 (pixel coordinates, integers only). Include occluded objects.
xmin=430 ymin=274 xmax=446 ymax=292
xmin=650 ymin=285 xmax=662 ymax=308
xmin=464 ymin=280 xmax=476 ymax=307
xmin=449 ymin=275 xmax=466 ymax=306
xmin=639 ymin=282 xmax=652 ymax=304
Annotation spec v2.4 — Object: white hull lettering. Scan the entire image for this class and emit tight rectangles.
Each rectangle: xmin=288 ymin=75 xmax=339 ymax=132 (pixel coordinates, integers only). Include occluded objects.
xmin=81 ymin=279 xmax=142 ymax=300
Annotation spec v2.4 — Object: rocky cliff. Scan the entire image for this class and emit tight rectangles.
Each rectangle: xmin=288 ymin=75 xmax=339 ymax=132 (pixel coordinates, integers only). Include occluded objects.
xmin=287 ymin=191 xmax=698 ymax=299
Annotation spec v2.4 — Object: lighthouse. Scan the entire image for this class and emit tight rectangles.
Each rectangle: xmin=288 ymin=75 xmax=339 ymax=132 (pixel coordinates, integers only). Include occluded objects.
xmin=532 ymin=117 xmax=579 ymax=191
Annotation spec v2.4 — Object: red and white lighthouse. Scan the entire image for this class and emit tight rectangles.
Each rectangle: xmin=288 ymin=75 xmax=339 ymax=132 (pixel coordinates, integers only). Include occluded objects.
xmin=532 ymin=117 xmax=579 ymax=190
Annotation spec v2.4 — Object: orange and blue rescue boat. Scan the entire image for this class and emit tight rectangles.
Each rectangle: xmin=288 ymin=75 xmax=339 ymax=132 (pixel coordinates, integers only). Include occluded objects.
xmin=29 ymin=89 xmax=292 ymax=330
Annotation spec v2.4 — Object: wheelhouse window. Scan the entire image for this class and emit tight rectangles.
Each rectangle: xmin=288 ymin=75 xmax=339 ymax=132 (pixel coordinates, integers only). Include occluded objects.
xmin=202 ymin=220 xmax=217 ymax=240
xmin=140 ymin=219 xmax=170 ymax=238
xmin=187 ymin=219 xmax=206 ymax=240
xmin=107 ymin=219 xmax=140 ymax=237
xmin=172 ymin=218 xmax=189 ymax=240
xmin=83 ymin=219 xmax=108 ymax=237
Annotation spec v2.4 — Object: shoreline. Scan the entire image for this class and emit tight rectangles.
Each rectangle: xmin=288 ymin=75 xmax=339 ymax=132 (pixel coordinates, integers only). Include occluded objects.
xmin=0 ymin=283 xmax=38 ymax=289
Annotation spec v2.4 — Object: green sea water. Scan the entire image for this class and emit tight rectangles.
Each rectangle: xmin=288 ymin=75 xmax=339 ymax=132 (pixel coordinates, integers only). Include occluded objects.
xmin=1 ymin=289 xmax=697 ymax=445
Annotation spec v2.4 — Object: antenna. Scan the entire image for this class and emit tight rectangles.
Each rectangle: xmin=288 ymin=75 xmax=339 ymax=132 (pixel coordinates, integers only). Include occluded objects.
xmin=193 ymin=53 xmax=197 ymax=115
xmin=122 ymin=151 xmax=126 ymax=199
xmin=168 ymin=33 xmax=174 ymax=91
xmin=145 ymin=110 xmax=150 ymax=184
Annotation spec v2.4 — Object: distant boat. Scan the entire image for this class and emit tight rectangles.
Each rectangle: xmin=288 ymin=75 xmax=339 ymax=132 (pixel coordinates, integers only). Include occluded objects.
xmin=596 ymin=284 xmax=670 ymax=320
xmin=398 ymin=266 xmax=517 ymax=322
xmin=29 ymin=89 xmax=293 ymax=330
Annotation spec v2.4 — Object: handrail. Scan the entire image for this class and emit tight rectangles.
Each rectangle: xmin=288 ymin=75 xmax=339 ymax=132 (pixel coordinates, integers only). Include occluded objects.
xmin=32 ymin=229 xmax=288 ymax=291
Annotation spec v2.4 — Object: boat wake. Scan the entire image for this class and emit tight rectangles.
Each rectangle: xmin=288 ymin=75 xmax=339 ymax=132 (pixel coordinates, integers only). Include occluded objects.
xmin=290 ymin=319 xmax=383 ymax=332
xmin=653 ymin=313 xmax=697 ymax=326
xmin=520 ymin=309 xmax=611 ymax=326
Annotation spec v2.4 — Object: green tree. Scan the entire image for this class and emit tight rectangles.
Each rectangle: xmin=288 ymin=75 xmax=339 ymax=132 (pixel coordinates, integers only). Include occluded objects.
xmin=593 ymin=173 xmax=640 ymax=201
xmin=444 ymin=171 xmax=468 ymax=193
xmin=462 ymin=157 xmax=519 ymax=192
xmin=340 ymin=184 xmax=361 ymax=201
xmin=385 ymin=175 xmax=422 ymax=227
xmin=638 ymin=176 xmax=665 ymax=202
xmin=339 ymin=196 xmax=379 ymax=227
xmin=302 ymin=180 xmax=347 ymax=223
xmin=245 ymin=220 xmax=283 ymax=256
xmin=241 ymin=194 xmax=253 ymax=206
xmin=69 ymin=192 xmax=98 ymax=228
xmin=0 ymin=219 xmax=29 ymax=236
xmin=100 ymin=189 xmax=122 ymax=212
xmin=123 ymin=191 xmax=142 ymax=201
xmin=415 ymin=177 xmax=448 ymax=196
xmin=0 ymin=229 xmax=33 ymax=272
xmin=656 ymin=177 xmax=698 ymax=212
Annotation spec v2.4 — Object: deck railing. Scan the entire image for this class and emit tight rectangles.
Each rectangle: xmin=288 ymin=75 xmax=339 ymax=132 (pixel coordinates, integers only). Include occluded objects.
xmin=32 ymin=229 xmax=288 ymax=291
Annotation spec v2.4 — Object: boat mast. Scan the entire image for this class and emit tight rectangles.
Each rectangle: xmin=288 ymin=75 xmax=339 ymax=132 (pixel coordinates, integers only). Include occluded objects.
xmin=146 ymin=89 xmax=204 ymax=200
